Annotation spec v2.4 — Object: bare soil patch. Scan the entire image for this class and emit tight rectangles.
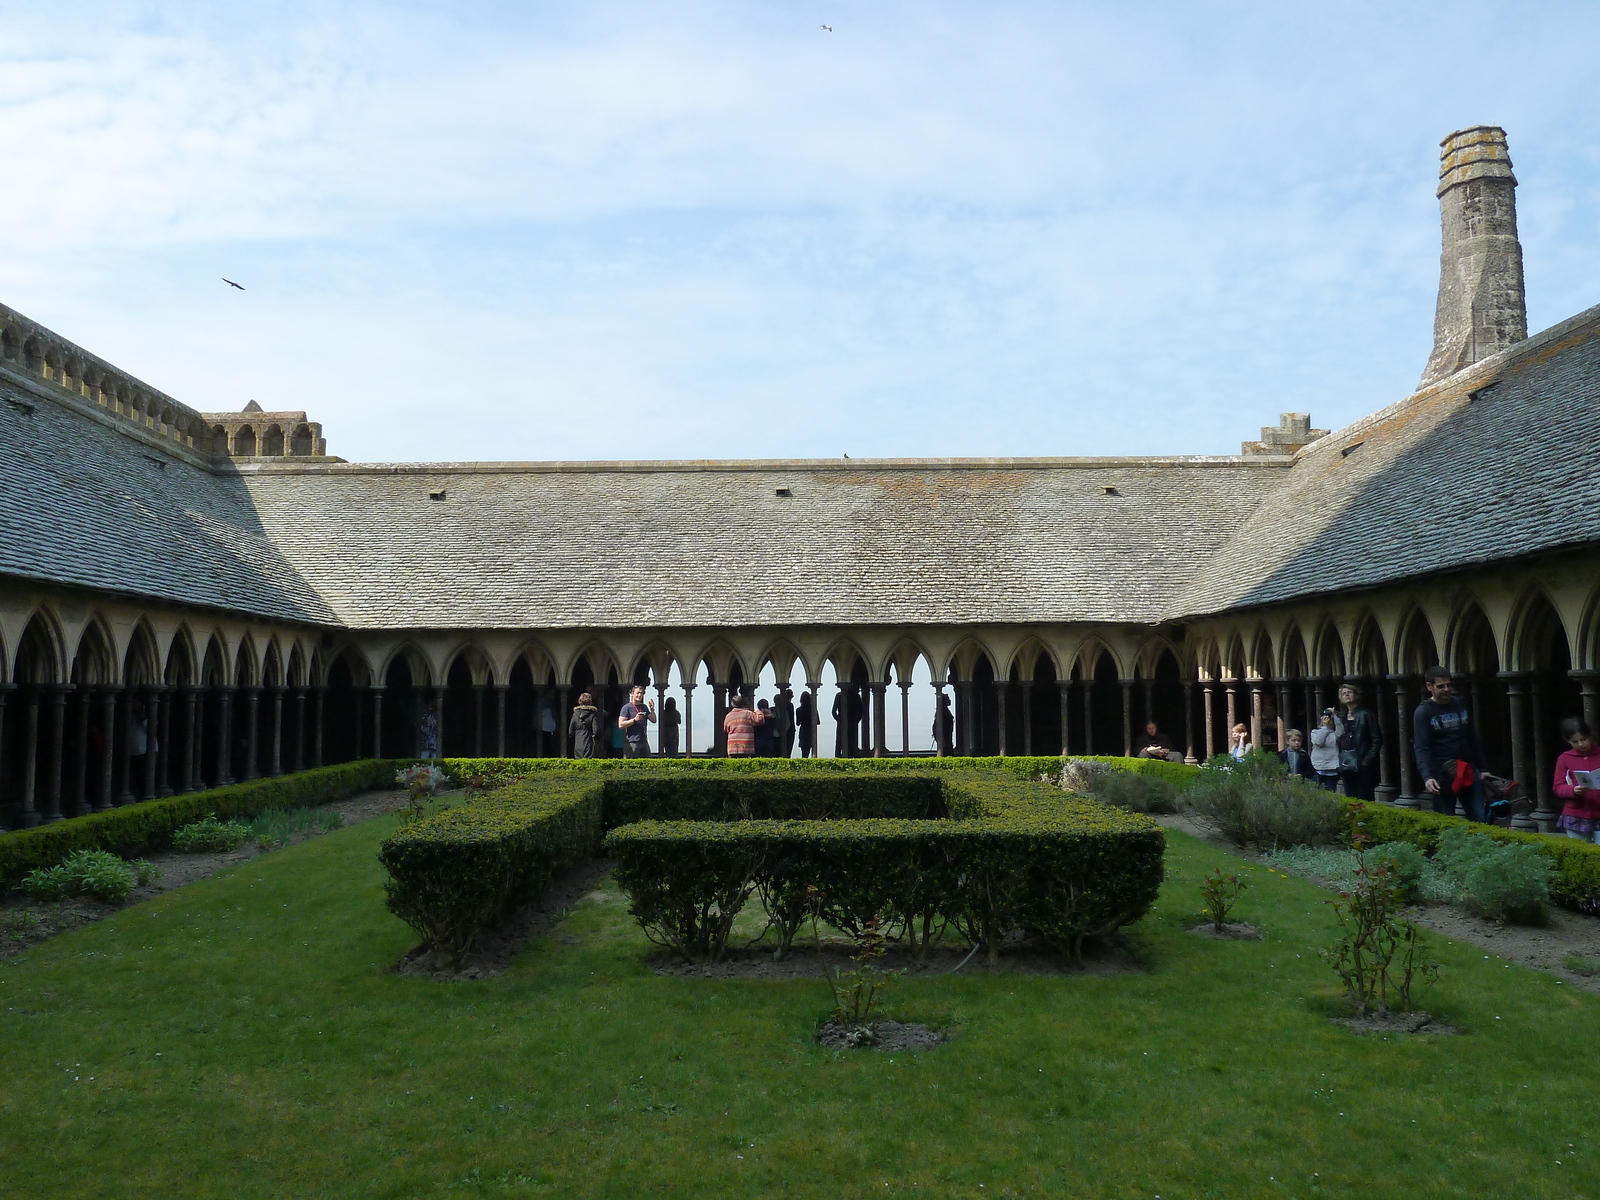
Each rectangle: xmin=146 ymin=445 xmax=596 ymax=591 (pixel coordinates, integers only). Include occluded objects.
xmin=1156 ymin=813 xmax=1600 ymax=995
xmin=393 ymin=857 xmax=615 ymax=980
xmin=0 ymin=789 xmax=413 ymax=961
xmin=651 ymin=932 xmax=1143 ymax=979
xmin=1189 ymin=922 xmax=1262 ymax=941
xmin=816 ymin=1019 xmax=947 ymax=1052
xmin=1332 ymin=1010 xmax=1457 ymax=1036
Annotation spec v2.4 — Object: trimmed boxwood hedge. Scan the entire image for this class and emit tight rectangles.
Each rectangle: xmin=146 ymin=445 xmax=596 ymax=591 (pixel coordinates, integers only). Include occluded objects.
xmin=1344 ymin=799 xmax=1600 ymax=911
xmin=0 ymin=760 xmax=401 ymax=882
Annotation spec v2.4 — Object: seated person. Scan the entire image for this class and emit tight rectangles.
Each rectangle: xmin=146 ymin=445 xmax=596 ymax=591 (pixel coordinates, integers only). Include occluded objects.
xmin=1138 ymin=721 xmax=1174 ymax=760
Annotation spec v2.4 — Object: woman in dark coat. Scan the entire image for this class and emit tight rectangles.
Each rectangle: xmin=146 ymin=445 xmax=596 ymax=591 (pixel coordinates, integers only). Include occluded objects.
xmin=569 ymin=692 xmax=602 ymax=759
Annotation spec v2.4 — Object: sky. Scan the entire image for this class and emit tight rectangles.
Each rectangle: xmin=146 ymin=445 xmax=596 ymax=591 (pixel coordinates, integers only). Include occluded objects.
xmin=1 ymin=1 xmax=1597 ymax=464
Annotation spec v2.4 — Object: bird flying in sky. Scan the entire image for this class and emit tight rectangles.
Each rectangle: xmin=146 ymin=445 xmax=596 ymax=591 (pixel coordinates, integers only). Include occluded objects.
xmin=223 ymin=278 xmax=245 ymax=290
xmin=820 ymin=25 xmax=832 ymax=32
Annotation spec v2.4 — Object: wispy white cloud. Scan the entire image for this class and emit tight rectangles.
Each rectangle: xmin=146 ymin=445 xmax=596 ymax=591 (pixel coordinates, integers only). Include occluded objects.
xmin=1 ymin=0 xmax=1596 ymax=461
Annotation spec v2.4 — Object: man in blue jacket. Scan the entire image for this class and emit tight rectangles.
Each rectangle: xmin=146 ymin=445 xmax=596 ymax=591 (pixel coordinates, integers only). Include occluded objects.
xmin=1413 ymin=666 xmax=1489 ymax=822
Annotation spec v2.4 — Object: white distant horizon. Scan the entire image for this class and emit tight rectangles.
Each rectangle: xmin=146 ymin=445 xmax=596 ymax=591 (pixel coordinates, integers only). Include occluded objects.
xmin=2 ymin=1 xmax=1597 ymax=466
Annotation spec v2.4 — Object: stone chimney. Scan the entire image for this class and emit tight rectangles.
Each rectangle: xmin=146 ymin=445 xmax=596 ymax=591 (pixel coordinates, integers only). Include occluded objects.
xmin=1242 ymin=413 xmax=1327 ymax=456
xmin=1418 ymin=126 xmax=1527 ymax=389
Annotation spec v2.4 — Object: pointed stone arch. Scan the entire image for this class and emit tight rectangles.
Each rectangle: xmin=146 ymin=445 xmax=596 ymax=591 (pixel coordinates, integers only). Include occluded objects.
xmin=164 ymin=625 xmax=198 ymax=686
xmin=1311 ymin=617 xmax=1346 ymax=680
xmin=13 ymin=608 xmax=66 ymax=685
xmin=124 ymin=621 xmax=161 ymax=687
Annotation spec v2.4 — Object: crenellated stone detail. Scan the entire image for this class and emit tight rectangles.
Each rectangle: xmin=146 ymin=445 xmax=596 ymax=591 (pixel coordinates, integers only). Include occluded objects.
xmin=199 ymin=400 xmax=333 ymax=460
xmin=1241 ymin=413 xmax=1327 ymax=456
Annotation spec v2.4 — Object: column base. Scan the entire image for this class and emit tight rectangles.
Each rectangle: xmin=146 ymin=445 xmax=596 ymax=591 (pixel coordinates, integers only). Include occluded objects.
xmin=1373 ymin=785 xmax=1398 ymax=805
xmin=1392 ymin=792 xmax=1419 ymax=810
xmin=19 ymin=811 xmax=41 ymax=828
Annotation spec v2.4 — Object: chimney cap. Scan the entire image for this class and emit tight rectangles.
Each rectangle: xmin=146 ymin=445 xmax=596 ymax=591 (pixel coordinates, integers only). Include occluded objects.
xmin=1437 ymin=125 xmax=1515 ymax=196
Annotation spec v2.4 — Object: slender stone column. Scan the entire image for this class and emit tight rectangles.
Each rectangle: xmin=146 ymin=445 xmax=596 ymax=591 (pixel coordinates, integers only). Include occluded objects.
xmin=180 ymin=688 xmax=199 ymax=792
xmin=1081 ymin=678 xmax=1094 ymax=755
xmin=1141 ymin=678 xmax=1155 ymax=738
xmin=715 ymin=683 xmax=731 ymax=757
xmin=430 ymin=686 xmax=445 ymax=759
xmin=472 ymin=684 xmax=485 ymax=757
xmin=1531 ymin=674 xmax=1556 ymax=833
xmin=870 ymin=682 xmax=887 ymax=759
xmin=0 ymin=684 xmax=10 ymax=817
xmin=139 ymin=686 xmax=160 ymax=801
xmin=1247 ymin=680 xmax=1263 ymax=751
xmin=1202 ymin=681 xmax=1216 ymax=760
xmin=243 ymin=687 xmax=261 ymax=780
xmin=1224 ymin=680 xmax=1238 ymax=747
xmin=312 ymin=686 xmax=326 ymax=766
xmin=216 ymin=685 xmax=236 ymax=785
xmin=1574 ymin=670 xmax=1600 ymax=739
xmin=1058 ymin=680 xmax=1072 ymax=756
xmin=192 ymin=686 xmax=207 ymax=787
xmin=996 ymin=681 xmax=1009 ymax=757
xmin=292 ymin=688 xmax=307 ymax=772
xmin=1502 ymin=673 xmax=1535 ymax=831
xmin=682 ymin=683 xmax=695 ymax=757
xmin=97 ymin=687 xmax=119 ymax=806
xmin=117 ymin=686 xmax=137 ymax=804
xmin=42 ymin=685 xmax=69 ymax=822
xmin=18 ymin=687 xmax=40 ymax=827
xmin=898 ymin=681 xmax=911 ymax=755
xmin=958 ymin=679 xmax=975 ymax=757
xmin=1183 ymin=682 xmax=1197 ymax=764
xmin=557 ymin=686 xmax=571 ymax=757
xmin=1390 ymin=675 xmax=1419 ymax=810
xmin=1020 ymin=680 xmax=1034 ymax=756
xmin=267 ymin=687 xmax=284 ymax=776
xmin=1120 ymin=679 xmax=1134 ymax=758
xmin=70 ymin=685 xmax=92 ymax=815
xmin=1313 ymin=676 xmax=1330 ymax=717
xmin=369 ymin=686 xmax=385 ymax=759
xmin=155 ymin=686 xmax=173 ymax=797
xmin=1274 ymin=678 xmax=1292 ymax=748
xmin=495 ymin=684 xmax=509 ymax=757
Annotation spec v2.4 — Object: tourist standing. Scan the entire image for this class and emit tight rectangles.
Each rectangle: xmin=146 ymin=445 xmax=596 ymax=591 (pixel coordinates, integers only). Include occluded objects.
xmin=568 ymin=692 xmax=602 ymax=759
xmin=1553 ymin=718 xmax=1600 ymax=842
xmin=618 ymin=685 xmax=655 ymax=759
xmin=933 ymin=692 xmax=955 ymax=755
xmin=1228 ymin=723 xmax=1251 ymax=761
xmin=1337 ymin=683 xmax=1382 ymax=801
xmin=775 ymin=685 xmax=796 ymax=758
xmin=1309 ymin=709 xmax=1341 ymax=791
xmin=1278 ymin=729 xmax=1317 ymax=782
xmin=659 ymin=697 xmax=681 ymax=757
xmin=723 ymin=694 xmax=766 ymax=757
xmin=797 ymin=691 xmax=816 ymax=758
xmin=754 ymin=700 xmax=778 ymax=756
xmin=1413 ymin=666 xmax=1488 ymax=822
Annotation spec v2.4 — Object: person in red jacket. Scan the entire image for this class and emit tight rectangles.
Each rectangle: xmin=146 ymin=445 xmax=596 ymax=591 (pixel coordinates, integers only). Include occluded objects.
xmin=722 ymin=693 xmax=766 ymax=758
xmin=1553 ymin=717 xmax=1600 ymax=842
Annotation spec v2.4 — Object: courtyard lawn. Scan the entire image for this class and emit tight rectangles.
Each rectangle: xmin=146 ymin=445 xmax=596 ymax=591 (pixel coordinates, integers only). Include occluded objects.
xmin=0 ymin=814 xmax=1596 ymax=1200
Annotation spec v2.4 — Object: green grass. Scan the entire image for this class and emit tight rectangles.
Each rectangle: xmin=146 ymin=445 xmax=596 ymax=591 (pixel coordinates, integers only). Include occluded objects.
xmin=1 ymin=813 xmax=1597 ymax=1199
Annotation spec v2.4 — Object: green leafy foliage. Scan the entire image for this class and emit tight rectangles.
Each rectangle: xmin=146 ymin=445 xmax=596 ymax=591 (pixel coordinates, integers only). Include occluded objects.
xmin=1198 ymin=868 xmax=1248 ymax=931
xmin=172 ymin=816 xmax=251 ymax=853
xmin=826 ymin=925 xmax=902 ymax=1024
xmin=0 ymin=760 xmax=397 ymax=882
xmin=1321 ymin=841 xmax=1440 ymax=1015
xmin=246 ymin=807 xmax=343 ymax=848
xmin=20 ymin=849 xmax=141 ymax=903
xmin=1090 ymin=769 xmax=1180 ymax=814
xmin=1432 ymin=827 xmax=1553 ymax=925
xmin=1184 ymin=752 xmax=1344 ymax=849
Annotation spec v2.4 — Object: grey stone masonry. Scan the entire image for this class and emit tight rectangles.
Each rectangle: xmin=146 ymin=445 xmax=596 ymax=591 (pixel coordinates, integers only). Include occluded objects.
xmin=1419 ymin=126 xmax=1527 ymax=389
xmin=1241 ymin=413 xmax=1327 ymax=456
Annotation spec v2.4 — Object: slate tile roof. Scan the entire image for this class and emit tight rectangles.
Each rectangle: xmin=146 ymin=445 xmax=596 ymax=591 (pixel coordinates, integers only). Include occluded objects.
xmin=0 ymin=376 xmax=337 ymax=626
xmin=233 ymin=458 xmax=1288 ymax=629
xmin=1172 ymin=301 xmax=1600 ymax=618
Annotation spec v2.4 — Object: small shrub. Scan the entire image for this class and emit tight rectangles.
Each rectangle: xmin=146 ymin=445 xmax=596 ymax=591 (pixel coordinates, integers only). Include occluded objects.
xmin=1433 ymin=826 xmax=1554 ymax=925
xmin=1321 ymin=841 xmax=1440 ymax=1015
xmin=1185 ymin=752 xmax=1344 ymax=849
xmin=1059 ymin=758 xmax=1115 ymax=795
xmin=21 ymin=851 xmax=137 ymax=904
xmin=1091 ymin=770 xmax=1179 ymax=814
xmin=247 ymin=807 xmax=343 ymax=848
xmin=1372 ymin=842 xmax=1426 ymax=903
xmin=172 ymin=816 xmax=250 ymax=854
xmin=397 ymin=764 xmax=451 ymax=820
xmin=1198 ymin=868 xmax=1249 ymax=931
xmin=20 ymin=865 xmax=72 ymax=901
xmin=1263 ymin=846 xmax=1359 ymax=889
xmin=130 ymin=859 xmax=161 ymax=887
xmin=826 ymin=924 xmax=902 ymax=1025
xmin=0 ymin=910 xmax=41 ymax=936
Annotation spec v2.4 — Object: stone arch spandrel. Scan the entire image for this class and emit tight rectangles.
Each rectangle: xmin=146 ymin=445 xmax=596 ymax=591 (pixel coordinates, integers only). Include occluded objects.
xmin=1505 ymin=586 xmax=1575 ymax=674
xmin=443 ymin=641 xmax=494 ymax=687
xmin=123 ymin=620 xmax=162 ymax=686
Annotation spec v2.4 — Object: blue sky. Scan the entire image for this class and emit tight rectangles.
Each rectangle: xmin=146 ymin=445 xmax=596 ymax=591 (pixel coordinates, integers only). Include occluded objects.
xmin=1 ymin=1 xmax=1597 ymax=464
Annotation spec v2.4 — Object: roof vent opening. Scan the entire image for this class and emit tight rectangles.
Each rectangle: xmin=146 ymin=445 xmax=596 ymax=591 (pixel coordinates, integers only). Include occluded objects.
xmin=775 ymin=487 xmax=792 ymax=497
xmin=1102 ymin=485 xmax=1119 ymax=496
xmin=1340 ymin=442 xmax=1364 ymax=459
xmin=429 ymin=490 xmax=447 ymax=501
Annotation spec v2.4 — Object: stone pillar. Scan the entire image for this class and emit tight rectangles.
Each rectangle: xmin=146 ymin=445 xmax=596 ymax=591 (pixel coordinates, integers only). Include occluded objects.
xmin=17 ymin=686 xmax=40 ymax=826
xmin=958 ymin=679 xmax=975 ymax=757
xmin=42 ymin=684 xmax=69 ymax=822
xmin=1120 ymin=680 xmax=1134 ymax=758
xmin=1573 ymin=670 xmax=1600 ymax=739
xmin=1313 ymin=676 xmax=1330 ymax=718
xmin=141 ymin=686 xmax=162 ymax=801
xmin=292 ymin=688 xmax=307 ymax=772
xmin=1419 ymin=126 xmax=1527 ymax=389
xmin=1141 ymin=678 xmax=1155 ymax=739
xmin=370 ymin=685 xmax=385 ymax=759
xmin=1058 ymin=680 xmax=1072 ymax=757
xmin=1248 ymin=680 xmax=1263 ymax=752
xmin=870 ymin=682 xmax=887 ymax=759
xmin=432 ymin=686 xmax=446 ymax=759
xmin=267 ymin=687 xmax=284 ymax=776
xmin=0 ymin=684 xmax=10 ymax=817
xmin=715 ymin=683 xmax=731 ymax=757
xmin=180 ymin=688 xmax=199 ymax=792
xmin=557 ymin=686 xmax=571 ymax=757
xmin=312 ymin=686 xmax=326 ymax=766
xmin=1081 ymin=678 xmax=1094 ymax=755
xmin=1502 ymin=673 xmax=1535 ymax=831
xmin=681 ymin=683 xmax=695 ymax=757
xmin=1020 ymin=680 xmax=1034 ymax=756
xmin=68 ymin=685 xmax=92 ymax=815
xmin=155 ymin=685 xmax=174 ymax=796
xmin=1224 ymin=680 xmax=1238 ymax=748
xmin=97 ymin=687 xmax=119 ymax=807
xmin=1202 ymin=681 xmax=1216 ymax=761
xmin=996 ymin=681 xmax=1008 ymax=757
xmin=495 ymin=684 xmax=509 ymax=757
xmin=243 ymin=687 xmax=261 ymax=780
xmin=117 ymin=687 xmax=137 ymax=804
xmin=898 ymin=681 xmax=912 ymax=755
xmin=215 ymin=685 xmax=236 ymax=785
xmin=471 ymin=684 xmax=485 ymax=757
xmin=1531 ymin=674 xmax=1557 ymax=833
xmin=1390 ymin=675 xmax=1419 ymax=810
xmin=1274 ymin=678 xmax=1291 ymax=749
xmin=1183 ymin=681 xmax=1197 ymax=765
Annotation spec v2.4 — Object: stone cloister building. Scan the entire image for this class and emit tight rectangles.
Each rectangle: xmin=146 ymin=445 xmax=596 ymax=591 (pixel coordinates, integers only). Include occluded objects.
xmin=1 ymin=126 xmax=1597 ymax=836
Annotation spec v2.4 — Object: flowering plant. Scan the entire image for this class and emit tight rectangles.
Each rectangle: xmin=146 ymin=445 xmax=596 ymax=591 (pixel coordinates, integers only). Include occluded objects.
xmin=397 ymin=764 xmax=451 ymax=818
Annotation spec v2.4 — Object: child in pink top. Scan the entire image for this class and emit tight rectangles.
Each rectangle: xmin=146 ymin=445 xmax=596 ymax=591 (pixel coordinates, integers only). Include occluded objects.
xmin=1552 ymin=717 xmax=1600 ymax=842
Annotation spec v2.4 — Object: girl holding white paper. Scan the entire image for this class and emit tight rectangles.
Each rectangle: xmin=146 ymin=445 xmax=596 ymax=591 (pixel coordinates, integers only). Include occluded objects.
xmin=1553 ymin=718 xmax=1600 ymax=842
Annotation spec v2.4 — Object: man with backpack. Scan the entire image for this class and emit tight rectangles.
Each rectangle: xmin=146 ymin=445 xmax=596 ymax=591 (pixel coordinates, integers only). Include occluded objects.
xmin=1413 ymin=666 xmax=1489 ymax=822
